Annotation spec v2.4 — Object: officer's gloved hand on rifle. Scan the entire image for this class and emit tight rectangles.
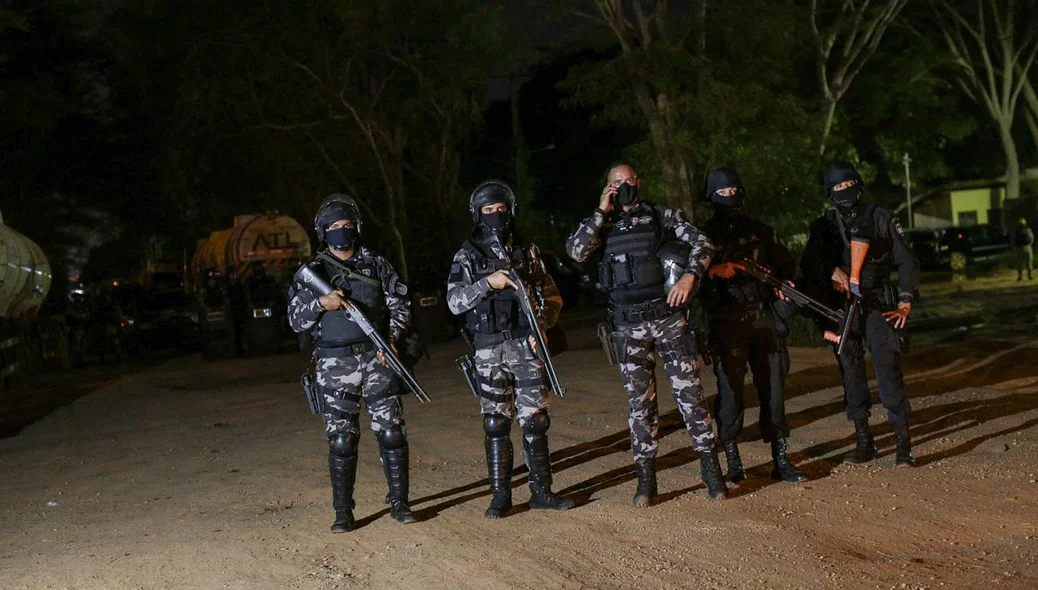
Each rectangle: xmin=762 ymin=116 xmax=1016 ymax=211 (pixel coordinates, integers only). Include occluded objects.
xmin=831 ymin=267 xmax=851 ymax=296
xmin=774 ymin=280 xmax=794 ymax=302
xmin=318 ymin=289 xmax=348 ymax=311
xmin=486 ymin=270 xmax=518 ymax=291
xmin=707 ymin=262 xmax=738 ymax=279
xmin=832 ymin=266 xmax=911 ymax=329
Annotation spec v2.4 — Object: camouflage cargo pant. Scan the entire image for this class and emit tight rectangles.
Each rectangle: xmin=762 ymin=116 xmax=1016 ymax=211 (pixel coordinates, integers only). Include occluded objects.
xmin=316 ymin=351 xmax=404 ymax=438
xmin=613 ymin=311 xmax=715 ymax=460
xmin=474 ymin=336 xmax=549 ymax=429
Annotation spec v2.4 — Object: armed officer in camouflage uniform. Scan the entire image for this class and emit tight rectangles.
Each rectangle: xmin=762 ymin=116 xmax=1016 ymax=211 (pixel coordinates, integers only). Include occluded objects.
xmin=566 ymin=161 xmax=728 ymax=505
xmin=447 ymin=180 xmax=575 ymax=518
xmin=700 ymin=168 xmax=807 ymax=484
xmin=288 ymin=194 xmax=416 ymax=532
xmin=800 ymin=162 xmax=920 ymax=467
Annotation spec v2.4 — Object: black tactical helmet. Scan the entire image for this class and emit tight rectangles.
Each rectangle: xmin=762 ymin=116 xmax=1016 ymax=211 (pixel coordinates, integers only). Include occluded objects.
xmin=314 ymin=193 xmax=362 ymax=243
xmin=705 ymin=167 xmax=745 ymax=207
xmin=658 ymin=240 xmax=692 ymax=296
xmin=469 ymin=180 xmax=517 ymax=223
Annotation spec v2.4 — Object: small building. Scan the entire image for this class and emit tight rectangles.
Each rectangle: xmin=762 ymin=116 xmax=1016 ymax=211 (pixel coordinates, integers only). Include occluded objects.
xmin=898 ymin=168 xmax=1038 ymax=230
xmin=909 ymin=180 xmax=1005 ymax=229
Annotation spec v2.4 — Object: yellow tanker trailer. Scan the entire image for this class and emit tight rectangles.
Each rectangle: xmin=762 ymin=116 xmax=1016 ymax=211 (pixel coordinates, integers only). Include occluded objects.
xmin=191 ymin=212 xmax=311 ymax=288
xmin=191 ymin=212 xmax=311 ymax=359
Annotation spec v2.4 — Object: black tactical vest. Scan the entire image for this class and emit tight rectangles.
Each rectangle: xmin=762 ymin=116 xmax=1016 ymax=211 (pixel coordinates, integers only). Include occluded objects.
xmin=704 ymin=214 xmax=769 ymax=308
xmin=310 ymin=256 xmax=388 ymax=348
xmin=462 ymin=238 xmax=532 ymax=336
xmin=828 ymin=204 xmax=893 ymax=291
xmin=599 ymin=206 xmax=667 ymax=305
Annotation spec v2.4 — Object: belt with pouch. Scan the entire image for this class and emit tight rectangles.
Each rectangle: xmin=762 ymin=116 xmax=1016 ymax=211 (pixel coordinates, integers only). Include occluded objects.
xmin=473 ymin=329 xmax=530 ymax=348
xmin=609 ymin=298 xmax=674 ymax=324
xmin=317 ymin=342 xmax=378 ymax=357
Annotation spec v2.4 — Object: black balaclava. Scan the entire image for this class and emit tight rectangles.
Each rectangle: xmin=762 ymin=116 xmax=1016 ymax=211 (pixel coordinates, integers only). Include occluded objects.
xmin=480 ymin=207 xmax=513 ymax=241
xmin=824 ymin=161 xmax=865 ymax=210
xmin=325 ymin=225 xmax=358 ymax=251
xmin=705 ymin=167 xmax=745 ymax=213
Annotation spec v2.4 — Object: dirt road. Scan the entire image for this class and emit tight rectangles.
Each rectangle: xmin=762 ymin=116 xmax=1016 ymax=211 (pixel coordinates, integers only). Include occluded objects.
xmin=2 ymin=333 xmax=1037 ymax=589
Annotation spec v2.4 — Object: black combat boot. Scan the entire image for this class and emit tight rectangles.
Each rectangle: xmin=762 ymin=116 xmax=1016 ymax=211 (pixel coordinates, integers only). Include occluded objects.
xmin=484 ymin=434 xmax=514 ymax=518
xmin=723 ymin=440 xmax=746 ymax=483
xmin=698 ymin=448 xmax=729 ymax=501
xmin=328 ymin=450 xmax=357 ymax=533
xmin=380 ymin=445 xmax=417 ymax=524
xmin=524 ymin=434 xmax=575 ymax=511
xmin=770 ymin=438 xmax=807 ymax=482
xmin=894 ymin=424 xmax=915 ymax=467
xmin=843 ymin=417 xmax=879 ymax=464
xmin=632 ymin=458 xmax=657 ymax=508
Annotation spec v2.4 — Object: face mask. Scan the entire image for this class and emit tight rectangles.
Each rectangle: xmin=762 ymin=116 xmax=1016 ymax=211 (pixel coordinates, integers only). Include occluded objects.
xmin=831 ymin=186 xmax=862 ymax=209
xmin=326 ymin=226 xmax=358 ymax=251
xmin=616 ymin=183 xmax=639 ymax=207
xmin=481 ymin=210 xmax=512 ymax=237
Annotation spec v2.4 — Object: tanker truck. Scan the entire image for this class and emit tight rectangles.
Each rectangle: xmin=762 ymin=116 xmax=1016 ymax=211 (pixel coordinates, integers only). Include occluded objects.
xmin=0 ymin=211 xmax=57 ymax=388
xmin=191 ymin=212 xmax=311 ymax=360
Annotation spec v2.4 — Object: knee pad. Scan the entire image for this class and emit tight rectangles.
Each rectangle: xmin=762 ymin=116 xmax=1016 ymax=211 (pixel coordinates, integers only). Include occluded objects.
xmin=483 ymin=413 xmax=512 ymax=437
xmin=376 ymin=425 xmax=407 ymax=450
xmin=328 ymin=432 xmax=359 ymax=457
xmin=523 ymin=410 xmax=550 ymax=435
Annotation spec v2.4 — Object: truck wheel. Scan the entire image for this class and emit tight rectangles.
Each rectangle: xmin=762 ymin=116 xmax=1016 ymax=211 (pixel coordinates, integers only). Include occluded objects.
xmin=950 ymin=251 xmax=968 ymax=272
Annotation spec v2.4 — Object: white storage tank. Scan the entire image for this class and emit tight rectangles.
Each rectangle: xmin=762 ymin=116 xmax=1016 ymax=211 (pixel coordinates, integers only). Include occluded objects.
xmin=0 ymin=212 xmax=52 ymax=318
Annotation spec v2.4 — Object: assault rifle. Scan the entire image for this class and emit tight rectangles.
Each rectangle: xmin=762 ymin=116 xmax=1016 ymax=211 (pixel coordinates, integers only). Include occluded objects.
xmin=728 ymin=257 xmax=855 ymax=355
xmin=729 ymin=258 xmax=842 ymax=325
xmin=488 ymin=235 xmax=567 ymax=398
xmin=294 ymin=264 xmax=432 ymax=403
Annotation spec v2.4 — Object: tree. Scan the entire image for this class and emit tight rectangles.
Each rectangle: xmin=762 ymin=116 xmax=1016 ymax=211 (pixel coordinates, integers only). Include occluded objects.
xmin=1020 ymin=74 xmax=1038 ymax=158
xmin=119 ymin=0 xmax=501 ymax=282
xmin=932 ymin=0 xmax=1038 ymax=201
xmin=808 ymin=0 xmax=910 ymax=155
xmin=565 ymin=0 xmax=701 ymax=213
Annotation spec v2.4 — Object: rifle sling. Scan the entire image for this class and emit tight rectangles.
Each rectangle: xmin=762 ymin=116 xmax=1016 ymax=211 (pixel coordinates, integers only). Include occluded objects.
xmin=317 ymin=251 xmax=383 ymax=289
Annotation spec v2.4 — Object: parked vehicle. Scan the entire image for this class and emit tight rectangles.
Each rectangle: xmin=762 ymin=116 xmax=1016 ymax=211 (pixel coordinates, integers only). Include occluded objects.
xmin=904 ymin=227 xmax=945 ymax=270
xmin=119 ymin=286 xmax=199 ymax=353
xmin=937 ymin=224 xmax=1012 ymax=271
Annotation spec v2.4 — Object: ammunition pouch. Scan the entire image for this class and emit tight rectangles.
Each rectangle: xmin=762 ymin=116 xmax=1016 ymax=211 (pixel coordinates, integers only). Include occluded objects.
xmin=612 ymin=334 xmax=652 ymax=368
xmin=599 ymin=254 xmax=664 ymax=291
xmin=657 ymin=329 xmax=697 ymax=363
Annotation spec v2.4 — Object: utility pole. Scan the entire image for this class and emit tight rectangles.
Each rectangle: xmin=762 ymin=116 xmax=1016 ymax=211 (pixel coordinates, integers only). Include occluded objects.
xmin=902 ymin=152 xmax=913 ymax=228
